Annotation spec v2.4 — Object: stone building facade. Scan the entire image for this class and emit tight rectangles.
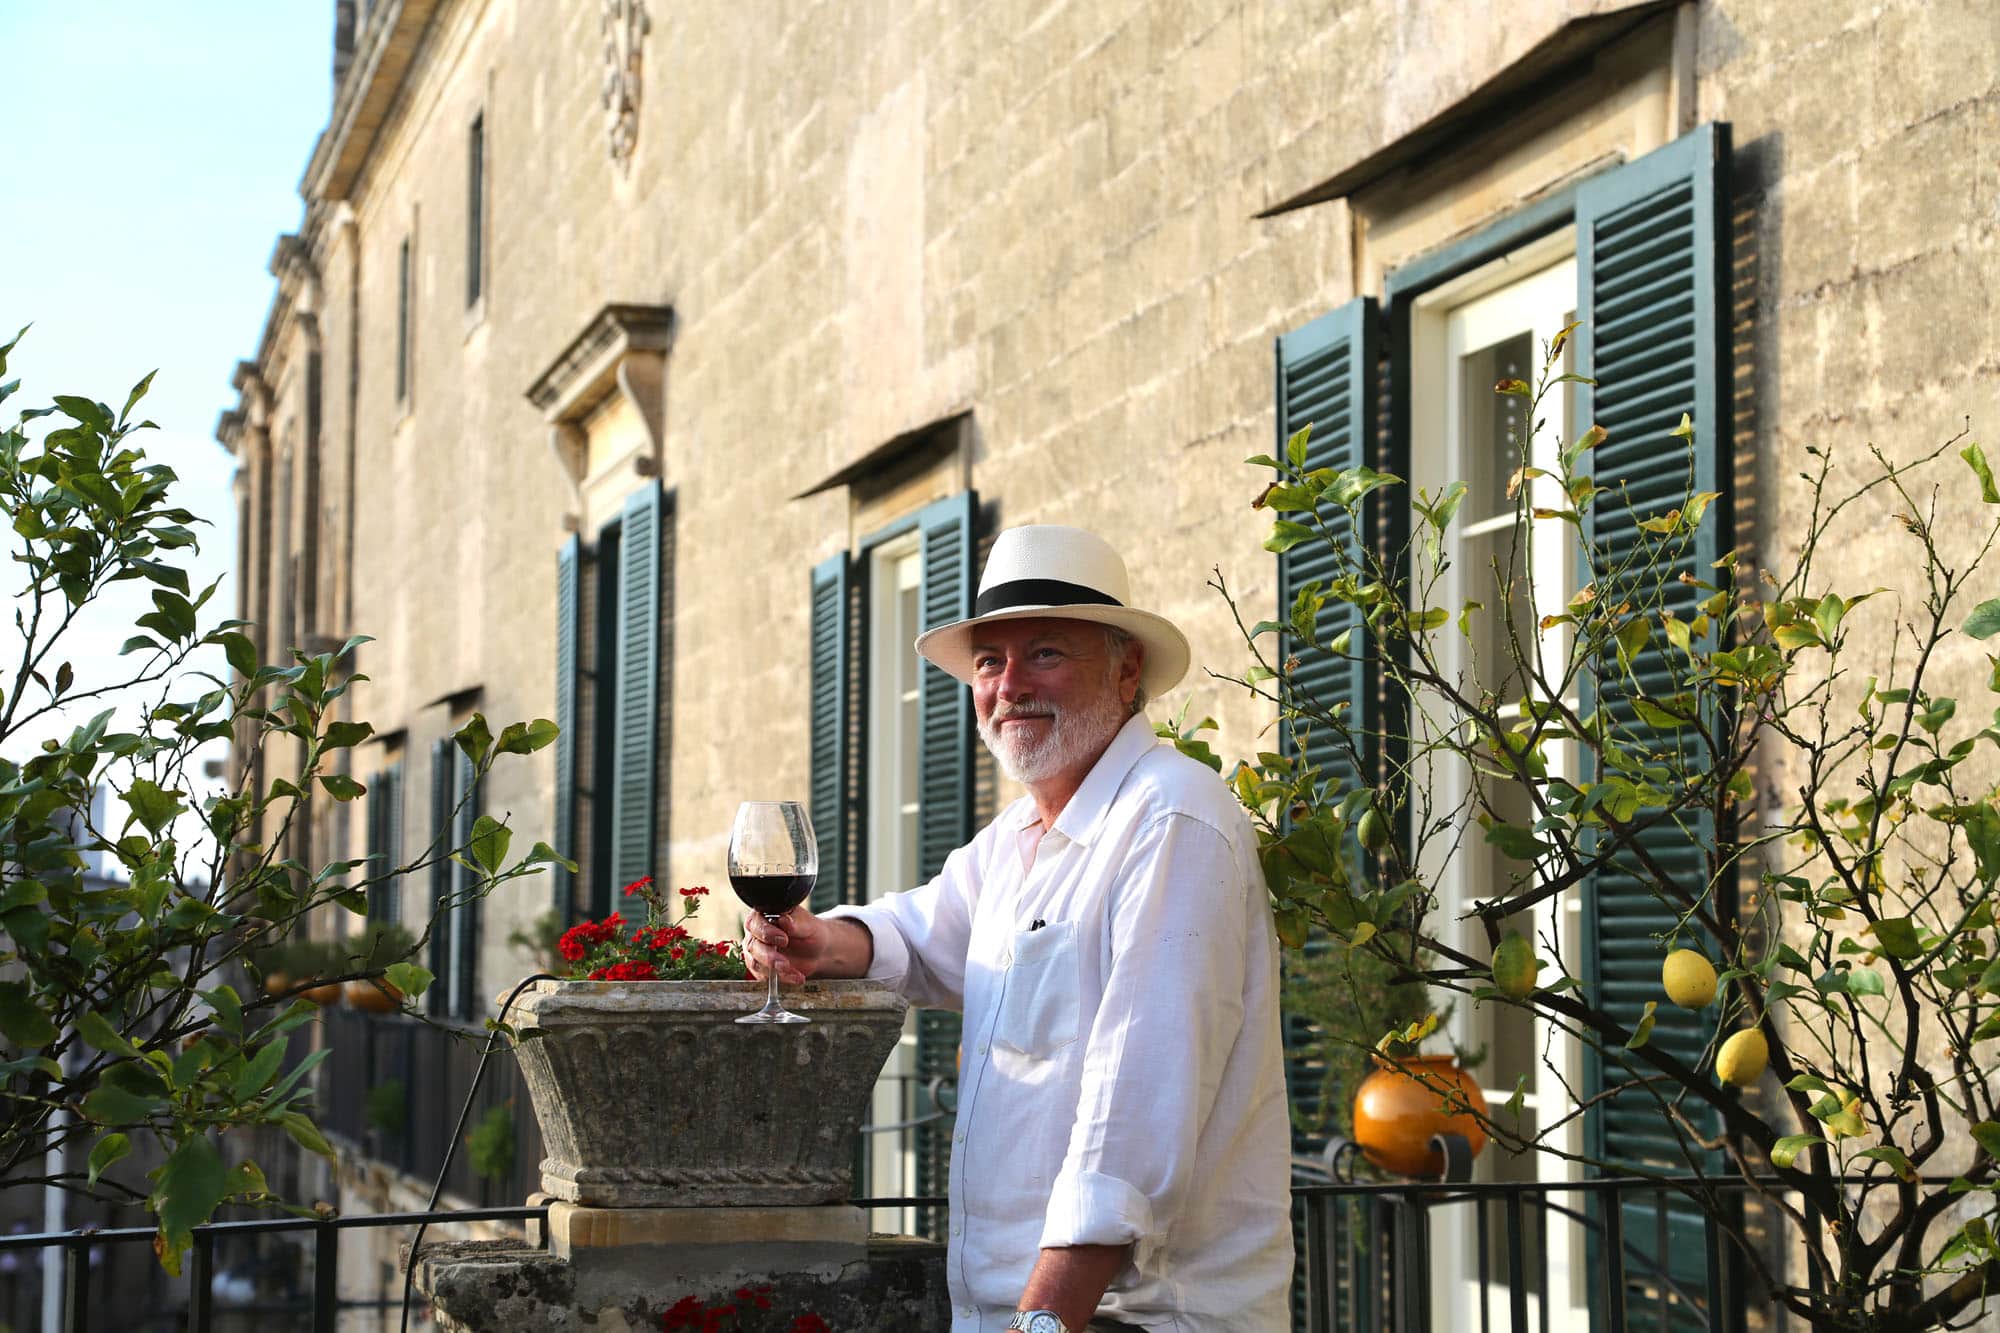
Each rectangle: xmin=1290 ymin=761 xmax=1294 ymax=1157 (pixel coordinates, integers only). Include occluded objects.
xmin=221 ymin=0 xmax=1998 ymax=1325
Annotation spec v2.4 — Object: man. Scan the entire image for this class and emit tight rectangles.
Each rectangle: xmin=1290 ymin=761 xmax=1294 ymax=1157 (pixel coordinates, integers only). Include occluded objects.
xmin=745 ymin=525 xmax=1292 ymax=1332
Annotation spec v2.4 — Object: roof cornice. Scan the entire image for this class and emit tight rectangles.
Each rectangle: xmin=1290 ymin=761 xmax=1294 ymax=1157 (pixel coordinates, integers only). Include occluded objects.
xmin=301 ymin=0 xmax=446 ymax=204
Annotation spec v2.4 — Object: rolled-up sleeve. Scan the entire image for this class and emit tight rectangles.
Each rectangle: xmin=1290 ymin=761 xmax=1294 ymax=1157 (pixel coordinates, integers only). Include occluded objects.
xmin=825 ymin=838 xmax=983 ymax=1011
xmin=1038 ymin=812 xmax=1248 ymax=1261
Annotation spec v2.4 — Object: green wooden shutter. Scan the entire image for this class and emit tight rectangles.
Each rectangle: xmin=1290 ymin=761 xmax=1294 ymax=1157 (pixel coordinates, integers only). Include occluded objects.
xmin=1576 ymin=124 xmax=1734 ymax=1326
xmin=807 ymin=553 xmax=852 ymax=914
xmin=553 ymin=535 xmax=581 ymax=923
xmin=913 ymin=490 xmax=977 ymax=1235
xmin=427 ymin=738 xmax=454 ymax=1018
xmin=1275 ymin=298 xmax=1386 ymax=1329
xmin=610 ymin=481 xmax=662 ymax=891
xmin=1275 ymin=296 xmax=1384 ymax=822
xmin=452 ymin=747 xmax=481 ymax=1019
xmin=384 ymin=762 xmax=403 ymax=923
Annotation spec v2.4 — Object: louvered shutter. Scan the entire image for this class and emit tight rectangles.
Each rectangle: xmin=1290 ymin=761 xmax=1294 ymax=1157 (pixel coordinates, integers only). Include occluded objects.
xmin=912 ymin=490 xmax=976 ymax=1234
xmin=1274 ymin=298 xmax=1386 ymax=1327
xmin=383 ymin=762 xmax=403 ymax=923
xmin=427 ymin=738 xmax=454 ymax=1018
xmin=451 ymin=747 xmax=481 ymax=1018
xmin=553 ymin=536 xmax=581 ymax=923
xmin=1576 ymin=123 xmax=1733 ymax=1318
xmin=807 ymin=553 xmax=852 ymax=914
xmin=1274 ymin=296 xmax=1385 ymax=1153
xmin=610 ymin=481 xmax=662 ymax=891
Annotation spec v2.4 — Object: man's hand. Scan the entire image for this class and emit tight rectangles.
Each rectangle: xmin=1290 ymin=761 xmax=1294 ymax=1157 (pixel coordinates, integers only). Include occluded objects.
xmin=742 ymin=905 xmax=873 ymax=983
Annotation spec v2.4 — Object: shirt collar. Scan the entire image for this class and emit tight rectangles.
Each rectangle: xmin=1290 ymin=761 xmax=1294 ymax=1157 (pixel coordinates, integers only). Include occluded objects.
xmin=1049 ymin=714 xmax=1158 ymax=848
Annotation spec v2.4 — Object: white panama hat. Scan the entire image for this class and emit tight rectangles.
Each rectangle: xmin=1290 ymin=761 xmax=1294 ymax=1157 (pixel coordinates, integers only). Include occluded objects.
xmin=913 ymin=525 xmax=1191 ymax=698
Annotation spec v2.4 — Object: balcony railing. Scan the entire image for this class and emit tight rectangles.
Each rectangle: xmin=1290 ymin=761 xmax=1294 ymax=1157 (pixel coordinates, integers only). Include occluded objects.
xmin=317 ymin=1005 xmax=544 ymax=1206
xmin=3 ymin=1174 xmax=1781 ymax=1332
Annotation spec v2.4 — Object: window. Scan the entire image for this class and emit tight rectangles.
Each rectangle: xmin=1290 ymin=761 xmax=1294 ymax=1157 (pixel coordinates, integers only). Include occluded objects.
xmin=552 ymin=480 xmax=671 ymax=923
xmin=809 ymin=488 xmax=977 ymax=1238
xmin=466 ymin=114 xmax=484 ymax=309
xmin=365 ymin=759 xmax=404 ymax=924
xmin=395 ymin=235 xmax=412 ymax=403
xmin=1275 ymin=123 xmax=1733 ymax=1327
xmin=428 ymin=736 xmax=479 ymax=1019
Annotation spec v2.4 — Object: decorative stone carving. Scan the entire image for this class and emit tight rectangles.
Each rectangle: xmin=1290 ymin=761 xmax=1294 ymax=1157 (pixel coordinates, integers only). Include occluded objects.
xmin=600 ymin=0 xmax=649 ymax=165
xmin=512 ymin=979 xmax=908 ymax=1208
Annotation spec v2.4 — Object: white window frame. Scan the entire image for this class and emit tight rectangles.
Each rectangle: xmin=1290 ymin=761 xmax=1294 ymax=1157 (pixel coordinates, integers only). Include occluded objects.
xmin=863 ymin=534 xmax=924 ymax=1234
xmin=1409 ymin=237 xmax=1593 ymax=1331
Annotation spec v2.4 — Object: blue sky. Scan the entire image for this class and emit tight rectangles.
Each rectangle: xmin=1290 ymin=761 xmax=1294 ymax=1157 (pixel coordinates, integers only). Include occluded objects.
xmin=2 ymin=3 xmax=331 ymax=751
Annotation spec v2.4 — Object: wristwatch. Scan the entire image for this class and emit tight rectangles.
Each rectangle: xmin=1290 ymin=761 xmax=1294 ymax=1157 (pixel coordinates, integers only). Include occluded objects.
xmin=1005 ymin=1314 xmax=1070 ymax=1333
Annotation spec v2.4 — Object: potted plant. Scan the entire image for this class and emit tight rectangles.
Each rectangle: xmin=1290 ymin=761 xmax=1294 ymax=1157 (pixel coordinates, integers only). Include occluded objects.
xmin=344 ymin=921 xmax=419 ymax=1012
xmin=511 ymin=877 xmax=908 ymax=1207
xmin=1348 ymin=1013 xmax=1490 ymax=1178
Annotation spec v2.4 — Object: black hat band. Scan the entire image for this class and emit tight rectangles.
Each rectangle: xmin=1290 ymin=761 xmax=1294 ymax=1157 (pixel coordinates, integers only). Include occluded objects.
xmin=973 ymin=578 xmax=1124 ymax=618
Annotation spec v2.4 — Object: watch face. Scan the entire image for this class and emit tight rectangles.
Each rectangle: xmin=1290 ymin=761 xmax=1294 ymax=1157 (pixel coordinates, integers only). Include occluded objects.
xmin=1025 ymin=1315 xmax=1065 ymax=1333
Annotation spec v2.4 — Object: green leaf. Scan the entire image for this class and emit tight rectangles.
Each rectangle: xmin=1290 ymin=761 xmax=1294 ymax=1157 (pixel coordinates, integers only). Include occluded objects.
xmin=524 ymin=841 xmax=579 ymax=873
xmin=219 ymin=630 xmax=258 ymax=679
xmin=1869 ymin=917 xmax=1923 ymax=960
xmin=1963 ymin=444 xmax=2000 ymax=502
xmin=1625 ymin=999 xmax=1658 ymax=1049
xmin=1972 ymin=1122 xmax=2000 ymax=1159
xmin=385 ymin=962 xmax=434 ymax=997
xmin=1858 ymin=1145 xmax=1918 ymax=1180
xmin=1770 ymin=1133 xmax=1824 ymax=1169
xmin=203 ymin=985 xmax=244 ymax=1037
xmin=495 ymin=717 xmax=561 ymax=755
xmin=1483 ymin=822 xmax=1549 ymax=861
xmin=468 ymin=814 xmax=511 ymax=873
xmin=87 ymin=1133 xmax=132 ymax=1186
xmin=231 ymin=1037 xmax=287 ymax=1101
xmin=0 ymin=981 xmax=56 ymax=1046
xmin=154 ymin=1132 xmax=226 ymax=1276
xmin=124 ymin=778 xmax=184 ymax=835
xmin=323 ymin=721 xmax=374 ymax=749
xmin=1967 ymin=600 xmax=2000 ymax=641
xmin=1286 ymin=424 xmax=1311 ymax=470
xmin=279 ymin=1111 xmax=336 ymax=1163
xmin=76 ymin=1008 xmax=137 ymax=1057
xmin=318 ymin=773 xmax=366 ymax=801
xmin=1263 ymin=520 xmax=1314 ymax=554
xmin=455 ymin=712 xmax=495 ymax=766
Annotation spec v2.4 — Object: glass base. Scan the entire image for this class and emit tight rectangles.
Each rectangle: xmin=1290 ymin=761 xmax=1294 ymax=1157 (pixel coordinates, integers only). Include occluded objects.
xmin=736 ymin=1007 xmax=810 ymax=1025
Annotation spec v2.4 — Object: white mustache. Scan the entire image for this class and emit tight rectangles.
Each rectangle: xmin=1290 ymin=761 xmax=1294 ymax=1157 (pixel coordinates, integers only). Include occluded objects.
xmin=991 ymin=705 xmax=1056 ymax=723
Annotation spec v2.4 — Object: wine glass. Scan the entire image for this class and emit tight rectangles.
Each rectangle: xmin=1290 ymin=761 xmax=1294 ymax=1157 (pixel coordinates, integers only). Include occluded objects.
xmin=727 ymin=800 xmax=818 ymax=1024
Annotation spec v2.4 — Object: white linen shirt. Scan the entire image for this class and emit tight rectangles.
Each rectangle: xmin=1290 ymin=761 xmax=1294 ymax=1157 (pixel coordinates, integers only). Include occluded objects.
xmin=827 ymin=715 xmax=1293 ymax=1332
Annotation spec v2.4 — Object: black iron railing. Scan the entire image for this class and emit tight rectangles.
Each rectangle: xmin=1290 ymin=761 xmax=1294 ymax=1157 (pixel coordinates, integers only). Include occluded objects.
xmin=0 ymin=1205 xmax=545 ymax=1333
xmin=318 ymin=1006 xmax=543 ymax=1206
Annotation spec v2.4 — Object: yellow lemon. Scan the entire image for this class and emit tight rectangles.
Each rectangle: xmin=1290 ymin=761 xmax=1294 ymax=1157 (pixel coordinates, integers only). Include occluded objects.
xmin=1662 ymin=948 xmax=1719 ymax=1009
xmin=1716 ymin=1028 xmax=1768 ymax=1087
xmin=1491 ymin=932 xmax=1541 ymax=999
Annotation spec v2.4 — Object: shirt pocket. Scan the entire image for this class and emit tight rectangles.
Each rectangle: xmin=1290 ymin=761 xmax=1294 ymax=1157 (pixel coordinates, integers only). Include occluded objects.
xmin=994 ymin=920 xmax=1081 ymax=1060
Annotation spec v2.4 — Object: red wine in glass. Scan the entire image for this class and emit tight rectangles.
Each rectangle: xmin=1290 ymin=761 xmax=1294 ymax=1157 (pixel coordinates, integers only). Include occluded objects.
xmin=728 ymin=872 xmax=815 ymax=916
xmin=727 ymin=801 xmax=818 ymax=1025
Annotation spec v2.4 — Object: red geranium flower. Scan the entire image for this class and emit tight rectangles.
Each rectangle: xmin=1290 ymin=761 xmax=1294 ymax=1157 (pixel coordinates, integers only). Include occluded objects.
xmin=790 ymin=1315 xmax=831 ymax=1333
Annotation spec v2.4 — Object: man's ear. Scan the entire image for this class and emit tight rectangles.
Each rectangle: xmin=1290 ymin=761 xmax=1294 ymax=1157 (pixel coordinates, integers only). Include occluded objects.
xmin=1120 ymin=640 xmax=1146 ymax=705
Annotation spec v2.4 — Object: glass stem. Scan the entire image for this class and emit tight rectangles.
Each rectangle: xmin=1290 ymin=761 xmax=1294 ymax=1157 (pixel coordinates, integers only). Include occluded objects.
xmin=764 ymin=914 xmax=783 ymax=1011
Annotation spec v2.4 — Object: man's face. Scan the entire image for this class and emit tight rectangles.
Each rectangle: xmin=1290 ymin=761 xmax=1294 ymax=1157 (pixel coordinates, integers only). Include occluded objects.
xmin=970 ymin=618 xmax=1139 ymax=788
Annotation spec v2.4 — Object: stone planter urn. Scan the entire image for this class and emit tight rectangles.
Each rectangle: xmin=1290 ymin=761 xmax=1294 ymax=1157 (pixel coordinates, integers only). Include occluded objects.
xmin=512 ymin=978 xmax=908 ymax=1208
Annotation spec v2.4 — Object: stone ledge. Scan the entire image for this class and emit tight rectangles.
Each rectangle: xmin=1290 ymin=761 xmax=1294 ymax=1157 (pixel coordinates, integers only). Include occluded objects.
xmin=541 ymin=1202 xmax=868 ymax=1256
xmin=413 ymin=1235 xmax=950 ymax=1332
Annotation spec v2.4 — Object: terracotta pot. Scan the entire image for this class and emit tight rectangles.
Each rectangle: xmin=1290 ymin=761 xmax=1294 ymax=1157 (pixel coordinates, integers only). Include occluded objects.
xmin=513 ymin=978 xmax=907 ymax=1207
xmin=345 ymin=978 xmax=404 ymax=1012
xmin=262 ymin=971 xmax=292 ymax=997
xmin=1352 ymin=1054 xmax=1490 ymax=1178
xmin=298 ymin=978 xmax=345 ymax=1007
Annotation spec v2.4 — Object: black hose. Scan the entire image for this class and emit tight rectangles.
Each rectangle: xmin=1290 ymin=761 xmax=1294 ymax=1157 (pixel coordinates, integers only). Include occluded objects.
xmin=398 ymin=971 xmax=557 ymax=1333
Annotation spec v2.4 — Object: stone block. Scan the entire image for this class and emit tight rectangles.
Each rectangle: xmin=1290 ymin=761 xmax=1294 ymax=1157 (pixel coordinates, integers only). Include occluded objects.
xmin=545 ymin=1201 xmax=868 ymax=1257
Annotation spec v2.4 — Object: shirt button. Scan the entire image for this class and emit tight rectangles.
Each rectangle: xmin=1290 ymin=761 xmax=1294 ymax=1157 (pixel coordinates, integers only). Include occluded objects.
xmin=978 ymin=1042 xmax=989 ymax=1055
xmin=950 ymin=1223 xmax=962 ymax=1236
xmin=953 ymin=1131 xmax=964 ymax=1144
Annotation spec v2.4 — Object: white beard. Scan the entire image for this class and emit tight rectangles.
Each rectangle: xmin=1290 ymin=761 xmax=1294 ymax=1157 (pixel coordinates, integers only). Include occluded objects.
xmin=978 ymin=685 xmax=1129 ymax=786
